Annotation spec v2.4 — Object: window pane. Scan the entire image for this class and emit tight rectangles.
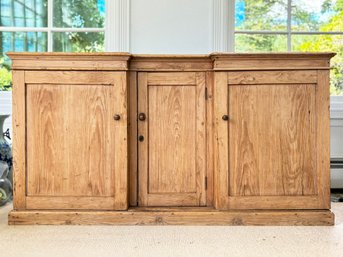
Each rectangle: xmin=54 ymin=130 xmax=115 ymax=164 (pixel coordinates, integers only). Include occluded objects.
xmin=1 ymin=31 xmax=47 ymax=52
xmin=292 ymin=34 xmax=343 ymax=95
xmin=53 ymin=32 xmax=104 ymax=52
xmin=235 ymin=0 xmax=287 ymax=31
xmin=235 ymin=34 xmax=287 ymax=52
xmin=53 ymin=0 xmax=105 ymax=28
xmin=292 ymin=0 xmax=343 ymax=32
xmin=0 ymin=0 xmax=47 ymax=27
xmin=0 ymin=32 xmax=47 ymax=90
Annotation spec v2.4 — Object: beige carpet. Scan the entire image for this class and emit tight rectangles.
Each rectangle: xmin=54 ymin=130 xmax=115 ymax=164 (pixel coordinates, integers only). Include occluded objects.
xmin=1 ymin=203 xmax=343 ymax=257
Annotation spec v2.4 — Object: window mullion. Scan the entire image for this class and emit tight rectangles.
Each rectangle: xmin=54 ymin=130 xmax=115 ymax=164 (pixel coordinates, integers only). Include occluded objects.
xmin=287 ymin=0 xmax=292 ymax=52
xmin=228 ymin=0 xmax=235 ymax=52
xmin=47 ymin=0 xmax=53 ymax=52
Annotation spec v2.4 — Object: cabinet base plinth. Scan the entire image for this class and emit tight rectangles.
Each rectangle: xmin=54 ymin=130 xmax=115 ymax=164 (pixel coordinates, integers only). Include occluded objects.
xmin=8 ymin=208 xmax=334 ymax=226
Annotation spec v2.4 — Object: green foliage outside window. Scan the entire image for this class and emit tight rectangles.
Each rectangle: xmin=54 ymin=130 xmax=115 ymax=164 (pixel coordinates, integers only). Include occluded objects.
xmin=0 ymin=57 xmax=11 ymax=91
xmin=53 ymin=0 xmax=105 ymax=52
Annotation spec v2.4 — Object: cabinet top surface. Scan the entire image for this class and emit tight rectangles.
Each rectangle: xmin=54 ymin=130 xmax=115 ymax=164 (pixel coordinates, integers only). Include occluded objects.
xmin=7 ymin=52 xmax=336 ymax=59
xmin=7 ymin=52 xmax=336 ymax=71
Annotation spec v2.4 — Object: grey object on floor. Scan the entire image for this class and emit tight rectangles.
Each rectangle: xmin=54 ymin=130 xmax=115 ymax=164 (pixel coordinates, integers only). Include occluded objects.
xmin=0 ymin=161 xmax=12 ymax=206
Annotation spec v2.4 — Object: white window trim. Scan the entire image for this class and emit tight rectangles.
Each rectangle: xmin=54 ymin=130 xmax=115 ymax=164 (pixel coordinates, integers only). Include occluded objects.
xmin=105 ymin=0 xmax=130 ymax=52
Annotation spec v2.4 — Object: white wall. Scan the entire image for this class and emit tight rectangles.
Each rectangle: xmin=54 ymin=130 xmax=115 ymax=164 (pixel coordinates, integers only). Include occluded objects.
xmin=130 ymin=0 xmax=212 ymax=54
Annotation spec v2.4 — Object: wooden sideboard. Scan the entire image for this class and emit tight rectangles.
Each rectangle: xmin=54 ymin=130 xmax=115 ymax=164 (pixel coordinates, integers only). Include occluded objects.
xmin=7 ymin=52 xmax=335 ymax=225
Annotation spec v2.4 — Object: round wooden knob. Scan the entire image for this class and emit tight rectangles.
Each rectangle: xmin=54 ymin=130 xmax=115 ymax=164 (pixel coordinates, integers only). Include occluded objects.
xmin=138 ymin=113 xmax=146 ymax=121
xmin=222 ymin=115 xmax=229 ymax=121
xmin=113 ymin=114 xmax=121 ymax=121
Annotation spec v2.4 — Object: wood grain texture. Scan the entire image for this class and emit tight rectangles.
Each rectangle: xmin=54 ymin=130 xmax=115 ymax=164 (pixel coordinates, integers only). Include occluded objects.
xmin=12 ymin=60 xmax=129 ymax=71
xmin=220 ymin=196 xmax=323 ymax=209
xmin=228 ymin=70 xmax=317 ymax=85
xmin=129 ymin=71 xmax=138 ymax=206
xmin=210 ymin=52 xmax=335 ymax=59
xmin=25 ymin=71 xmax=119 ymax=84
xmin=24 ymin=71 xmax=128 ymax=210
xmin=26 ymin=196 xmax=116 ymax=210
xmin=213 ymin=70 xmax=330 ymax=210
xmin=213 ymin=72 xmax=229 ymax=210
xmin=11 ymin=70 xmax=26 ymax=210
xmin=138 ymin=72 xmax=149 ymax=206
xmin=148 ymin=86 xmax=196 ymax=194
xmin=138 ymin=72 xmax=206 ymax=206
xmin=112 ymin=72 xmax=129 ymax=210
xmin=195 ymin=73 xmax=207 ymax=206
xmin=130 ymin=57 xmax=212 ymax=71
xmin=8 ymin=52 xmax=130 ymax=71
xmin=316 ymin=70 xmax=331 ymax=209
xmin=213 ymin=60 xmax=330 ymax=71
xmin=8 ymin=209 xmax=334 ymax=226
xmin=26 ymin=83 xmax=116 ymax=197
xmin=211 ymin=53 xmax=334 ymax=71
xmin=229 ymin=84 xmax=317 ymax=197
xmin=147 ymin=72 xmax=196 ymax=85
xmin=205 ymin=72 xmax=214 ymax=206
xmin=8 ymin=53 xmax=334 ymax=225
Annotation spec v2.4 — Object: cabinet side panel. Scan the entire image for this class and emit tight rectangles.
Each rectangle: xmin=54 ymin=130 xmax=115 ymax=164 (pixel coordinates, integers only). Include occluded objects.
xmin=316 ymin=70 xmax=331 ymax=209
xmin=12 ymin=70 xmax=26 ymax=210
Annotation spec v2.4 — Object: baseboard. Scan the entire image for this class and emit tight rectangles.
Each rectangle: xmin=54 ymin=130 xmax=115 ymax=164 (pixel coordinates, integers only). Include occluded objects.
xmin=8 ymin=208 xmax=335 ymax=226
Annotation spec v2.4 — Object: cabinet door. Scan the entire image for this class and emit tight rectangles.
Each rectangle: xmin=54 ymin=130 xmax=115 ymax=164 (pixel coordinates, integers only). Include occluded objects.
xmin=138 ymin=72 xmax=207 ymax=206
xmin=20 ymin=71 xmax=127 ymax=210
xmin=214 ymin=71 xmax=330 ymax=210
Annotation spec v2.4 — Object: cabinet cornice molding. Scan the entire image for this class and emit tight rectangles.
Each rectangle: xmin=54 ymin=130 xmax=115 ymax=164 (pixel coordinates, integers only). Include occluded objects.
xmin=7 ymin=52 xmax=335 ymax=71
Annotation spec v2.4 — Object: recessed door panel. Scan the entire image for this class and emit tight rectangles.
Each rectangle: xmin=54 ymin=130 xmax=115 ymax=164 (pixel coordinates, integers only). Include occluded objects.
xmin=138 ymin=72 xmax=206 ymax=207
xmin=148 ymin=86 xmax=197 ymax=194
xmin=229 ymin=84 xmax=317 ymax=197
xmin=27 ymin=84 xmax=115 ymax=197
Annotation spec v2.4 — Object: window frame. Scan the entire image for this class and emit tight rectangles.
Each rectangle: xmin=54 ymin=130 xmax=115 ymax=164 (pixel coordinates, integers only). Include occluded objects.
xmin=230 ymin=0 xmax=343 ymax=52
xmin=0 ymin=0 xmax=116 ymax=52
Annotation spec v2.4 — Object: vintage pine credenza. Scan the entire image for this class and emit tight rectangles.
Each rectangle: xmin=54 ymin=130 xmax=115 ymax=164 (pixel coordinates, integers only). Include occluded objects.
xmin=7 ymin=52 xmax=335 ymax=225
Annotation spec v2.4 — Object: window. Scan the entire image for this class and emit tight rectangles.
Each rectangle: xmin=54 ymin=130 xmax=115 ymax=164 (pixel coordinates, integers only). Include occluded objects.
xmin=234 ymin=0 xmax=343 ymax=95
xmin=0 ymin=0 xmax=106 ymax=90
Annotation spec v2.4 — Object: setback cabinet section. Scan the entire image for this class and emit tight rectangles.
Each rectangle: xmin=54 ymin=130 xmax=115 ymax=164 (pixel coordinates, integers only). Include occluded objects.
xmin=14 ymin=71 xmax=128 ymax=210
xmin=214 ymin=70 xmax=330 ymax=210
xmin=137 ymin=72 xmax=207 ymax=207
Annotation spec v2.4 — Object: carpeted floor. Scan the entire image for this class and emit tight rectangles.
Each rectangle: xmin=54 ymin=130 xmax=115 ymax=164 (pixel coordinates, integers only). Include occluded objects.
xmin=1 ymin=203 xmax=343 ymax=257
